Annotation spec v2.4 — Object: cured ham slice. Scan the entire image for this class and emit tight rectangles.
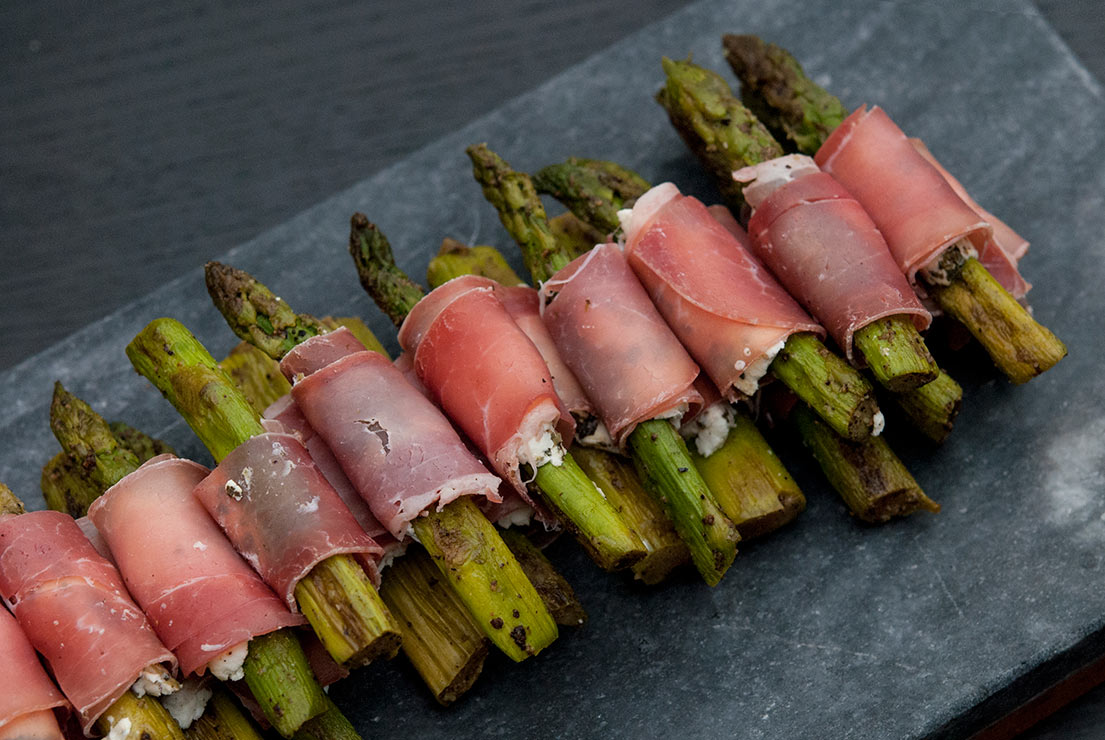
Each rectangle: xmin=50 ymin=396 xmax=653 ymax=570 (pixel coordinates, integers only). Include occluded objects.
xmin=192 ymin=433 xmax=383 ymax=607
xmin=540 ymin=244 xmax=704 ymax=447
xmin=910 ymin=138 xmax=1031 ymax=297
xmin=619 ymin=184 xmax=822 ymax=400
xmin=88 ymin=455 xmax=306 ymax=676
xmin=814 ymin=105 xmax=1029 ymax=298
xmin=398 ymin=275 xmax=575 ymax=495
xmin=0 ymin=607 xmax=67 ymax=737
xmin=0 ymin=511 xmax=176 ymax=735
xmin=263 ymin=395 xmax=403 ymax=562
xmin=734 ymin=156 xmax=931 ymax=360
xmin=286 ymin=329 xmax=502 ymax=539
xmin=494 ymin=285 xmax=595 ymax=419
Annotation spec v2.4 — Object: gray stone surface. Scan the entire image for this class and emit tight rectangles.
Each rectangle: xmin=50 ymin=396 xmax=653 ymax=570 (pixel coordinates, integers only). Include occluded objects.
xmin=2 ymin=0 xmax=1104 ymax=737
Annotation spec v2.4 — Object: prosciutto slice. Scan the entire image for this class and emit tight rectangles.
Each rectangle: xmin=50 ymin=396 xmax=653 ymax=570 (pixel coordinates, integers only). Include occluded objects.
xmin=910 ymin=138 xmax=1031 ymax=297
xmin=0 ymin=607 xmax=67 ymax=736
xmin=735 ymin=156 xmax=931 ymax=360
xmin=620 ymin=184 xmax=822 ymax=400
xmin=398 ymin=275 xmax=575 ymax=495
xmin=88 ymin=455 xmax=306 ymax=676
xmin=287 ymin=329 xmax=502 ymax=538
xmin=192 ymin=433 xmax=383 ymax=607
xmin=540 ymin=244 xmax=704 ymax=447
xmin=0 ymin=511 xmax=176 ymax=735
xmin=814 ymin=105 xmax=1029 ymax=298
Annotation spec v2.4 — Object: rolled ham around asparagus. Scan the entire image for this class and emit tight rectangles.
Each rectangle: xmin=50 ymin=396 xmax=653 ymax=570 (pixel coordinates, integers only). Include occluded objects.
xmin=733 ymin=155 xmax=931 ymax=361
xmin=283 ymin=327 xmax=502 ymax=539
xmin=618 ymin=183 xmax=822 ymax=400
xmin=0 ymin=607 xmax=68 ymax=739
xmin=192 ymin=432 xmax=384 ymax=608
xmin=397 ymin=275 xmax=575 ymax=496
xmin=0 ymin=511 xmax=177 ymax=735
xmin=87 ymin=455 xmax=306 ymax=677
xmin=539 ymin=244 xmax=704 ymax=448
xmin=263 ymin=394 xmax=406 ymax=564
xmin=814 ymin=105 xmax=1029 ymax=299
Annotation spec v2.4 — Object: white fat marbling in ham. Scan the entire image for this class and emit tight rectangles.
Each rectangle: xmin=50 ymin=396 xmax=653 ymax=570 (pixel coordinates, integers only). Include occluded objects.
xmin=192 ymin=433 xmax=383 ymax=609
xmin=398 ymin=275 xmax=575 ymax=496
xmin=0 ymin=511 xmax=176 ymax=735
xmin=736 ymin=157 xmax=931 ymax=360
xmin=540 ymin=244 xmax=703 ymax=447
xmin=815 ymin=105 xmax=1029 ymax=299
xmin=618 ymin=184 xmax=822 ymax=400
xmin=88 ymin=455 xmax=305 ymax=676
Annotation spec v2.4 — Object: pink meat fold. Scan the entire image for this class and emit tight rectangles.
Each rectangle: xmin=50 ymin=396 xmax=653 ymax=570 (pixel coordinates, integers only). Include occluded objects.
xmin=286 ymin=329 xmax=502 ymax=539
xmin=815 ymin=105 xmax=1029 ymax=298
xmin=621 ymin=184 xmax=822 ymax=400
xmin=540 ymin=244 xmax=704 ymax=447
xmin=192 ymin=432 xmax=383 ymax=608
xmin=741 ymin=166 xmax=931 ymax=360
xmin=0 ymin=511 xmax=177 ymax=736
xmin=398 ymin=275 xmax=575 ymax=495
xmin=88 ymin=455 xmax=306 ymax=676
xmin=0 ymin=607 xmax=68 ymax=734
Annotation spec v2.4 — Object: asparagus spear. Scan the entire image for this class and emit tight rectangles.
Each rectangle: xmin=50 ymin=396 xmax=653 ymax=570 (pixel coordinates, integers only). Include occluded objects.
xmin=465 ymin=146 xmax=738 ymax=585
xmin=790 ymin=403 xmax=939 ymax=523
xmin=0 ymin=483 xmax=188 ymax=740
xmin=203 ymin=263 xmax=558 ymax=662
xmin=721 ymin=35 xmax=1066 ymax=383
xmin=47 ymin=383 xmax=347 ymax=738
xmin=185 ymin=689 xmax=265 ymax=740
xmin=425 ymin=238 xmax=692 ymax=583
xmin=216 ymin=325 xmax=498 ymax=703
xmin=345 ymin=221 xmax=650 ymax=574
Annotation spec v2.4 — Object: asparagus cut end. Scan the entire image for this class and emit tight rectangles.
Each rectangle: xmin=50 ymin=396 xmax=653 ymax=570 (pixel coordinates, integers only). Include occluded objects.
xmin=293 ymin=554 xmax=403 ymax=668
xmin=500 ymin=528 xmax=587 ymax=627
xmin=853 ymin=316 xmax=939 ymax=393
xmin=892 ymin=369 xmax=963 ymax=444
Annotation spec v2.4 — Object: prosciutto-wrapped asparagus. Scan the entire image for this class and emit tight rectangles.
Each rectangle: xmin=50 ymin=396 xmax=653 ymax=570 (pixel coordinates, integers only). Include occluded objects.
xmin=0 ymin=606 xmax=68 ymax=740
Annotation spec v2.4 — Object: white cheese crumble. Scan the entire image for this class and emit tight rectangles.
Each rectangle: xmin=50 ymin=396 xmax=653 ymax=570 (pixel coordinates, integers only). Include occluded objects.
xmin=224 ymin=479 xmax=244 ymax=500
xmin=207 ymin=641 xmax=249 ymax=682
xmin=131 ymin=665 xmax=179 ymax=698
xmin=681 ymin=402 xmax=735 ymax=457
xmin=162 ymin=678 xmax=212 ymax=729
xmin=524 ymin=426 xmax=565 ymax=469
xmin=105 ymin=717 xmax=131 ymax=740
xmin=496 ymin=505 xmax=536 ymax=529
xmin=376 ymin=542 xmax=409 ymax=573
xmin=654 ymin=403 xmax=689 ymax=423
xmin=732 ymin=339 xmax=787 ymax=397
xmin=872 ymin=411 xmax=885 ymax=437
xmin=920 ymin=240 xmax=978 ymax=286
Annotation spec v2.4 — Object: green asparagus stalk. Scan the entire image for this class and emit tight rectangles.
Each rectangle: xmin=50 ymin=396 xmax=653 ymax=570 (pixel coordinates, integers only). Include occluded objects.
xmin=217 ymin=323 xmax=495 ymax=704
xmin=721 ymin=36 xmax=1066 ymax=383
xmin=499 ymin=529 xmax=587 ymax=627
xmin=570 ymin=445 xmax=690 ymax=584
xmin=125 ymin=318 xmax=401 ymax=675
xmin=347 ymin=218 xmax=647 ymax=574
xmin=46 ymin=383 xmax=348 ymax=738
xmin=548 ymin=212 xmax=608 ymax=260
xmin=377 ymin=546 xmax=489 ymax=705
xmin=426 ymin=238 xmax=693 ymax=583
xmin=40 ymin=451 xmax=97 ymax=517
xmin=204 ymin=262 xmax=558 ymax=663
xmin=185 ymin=689 xmax=265 ymax=740
xmin=887 ymin=369 xmax=962 ymax=445
xmin=531 ymin=157 xmax=652 ymax=239
xmin=467 ymin=144 xmax=738 ymax=584
xmin=791 ymin=403 xmax=939 ymax=522
xmin=290 ymin=698 xmax=360 ymax=740
xmin=95 ymin=690 xmax=187 ymax=740
xmin=689 ymin=412 xmax=805 ymax=540
xmin=219 ymin=342 xmax=293 ymax=415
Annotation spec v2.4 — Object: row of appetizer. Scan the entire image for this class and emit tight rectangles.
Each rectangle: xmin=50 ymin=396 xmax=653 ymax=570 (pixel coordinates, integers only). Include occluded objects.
xmin=0 ymin=36 xmax=1063 ymax=740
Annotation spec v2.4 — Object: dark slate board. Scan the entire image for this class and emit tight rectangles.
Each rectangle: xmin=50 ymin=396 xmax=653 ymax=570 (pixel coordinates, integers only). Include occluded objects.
xmin=2 ymin=0 xmax=1103 ymax=737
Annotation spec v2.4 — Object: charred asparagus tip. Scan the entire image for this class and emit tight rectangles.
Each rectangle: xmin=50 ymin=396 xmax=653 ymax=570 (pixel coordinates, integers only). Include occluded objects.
xmin=50 ymin=381 xmax=141 ymax=490
xmin=348 ymin=214 xmax=426 ymax=328
xmin=0 ymin=483 xmax=25 ymax=515
xmin=204 ymin=262 xmax=326 ymax=361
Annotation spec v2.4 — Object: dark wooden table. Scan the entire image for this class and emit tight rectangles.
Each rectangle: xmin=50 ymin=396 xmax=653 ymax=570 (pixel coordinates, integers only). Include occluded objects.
xmin=3 ymin=1 xmax=1103 ymax=736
